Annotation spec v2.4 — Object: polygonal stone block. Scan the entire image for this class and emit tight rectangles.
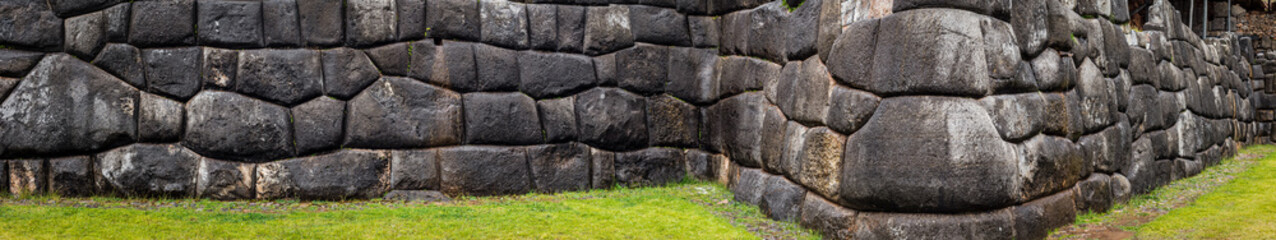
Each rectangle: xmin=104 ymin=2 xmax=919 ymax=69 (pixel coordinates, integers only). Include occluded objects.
xmin=473 ymin=43 xmax=522 ymax=92
xmin=139 ymin=93 xmax=184 ymax=142
xmin=184 ymin=91 xmax=293 ymax=162
xmin=616 ymin=148 xmax=685 ymax=187
xmin=583 ymin=5 xmax=633 ymax=55
xmin=256 ymin=149 xmax=390 ymax=199
xmin=97 ymin=144 xmax=199 ymax=197
xmin=463 ymin=92 xmax=543 ymax=145
xmin=629 ymin=5 xmax=689 ymax=46
xmin=1012 ymin=190 xmax=1077 ymax=240
xmin=8 ymin=159 xmax=45 ymax=195
xmin=826 ymin=86 xmax=879 ymax=135
xmin=0 ymin=54 xmax=138 ymax=157
xmin=704 ymin=93 xmax=767 ymax=167
xmin=390 ymin=149 xmax=440 ymax=191
xmin=322 ymin=48 xmax=380 ymax=99
xmin=438 ymin=146 xmax=531 ymax=196
xmin=0 ymin=0 xmax=63 ymax=51
xmin=760 ymin=176 xmax=807 ymax=222
xmin=666 ymin=47 xmax=719 ymax=105
xmin=646 ymin=95 xmax=699 ymax=148
xmin=538 ymin=97 xmax=578 ymax=143
xmin=795 ymin=127 xmax=845 ymax=200
xmin=196 ymin=158 xmax=255 ymax=200
xmin=48 ymin=0 xmax=123 ymax=17
xmin=64 ymin=10 xmax=107 ymax=60
xmin=528 ymin=143 xmax=591 ymax=193
xmin=617 ymin=44 xmax=669 ymax=95
xmin=142 ymin=47 xmax=202 ymax=100
xmin=364 ymin=42 xmax=411 ymax=76
xmin=345 ymin=0 xmax=396 ymax=47
xmin=129 ymin=0 xmax=194 ymax=47
xmin=556 ymin=5 xmax=587 ymax=53
xmin=980 ymin=93 xmax=1047 ymax=142
xmin=799 ymin=193 xmax=858 ymax=240
xmin=576 ymin=88 xmax=648 ymax=151
xmin=852 ymin=210 xmax=1015 ymax=239
xmin=49 ymin=156 xmax=95 ymax=197
xmin=777 ymin=57 xmax=833 ymax=125
xmin=527 ymin=4 xmax=556 ymax=51
xmin=91 ymin=44 xmax=145 ymax=89
xmin=396 ymin=0 xmax=425 ymax=40
xmin=426 ymin=0 xmax=479 ymax=42
xmin=292 ymin=97 xmax=345 ymax=155
xmin=262 ymin=0 xmax=302 ymax=47
xmin=198 ymin=0 xmax=263 ymax=48
xmin=688 ymin=16 xmax=720 ymax=48
xmin=236 ymin=49 xmax=323 ymax=106
xmin=1017 ymin=135 xmax=1085 ymax=200
xmin=519 ymin=51 xmax=596 ymax=98
xmin=591 ymin=147 xmax=616 ymax=189
xmin=297 ymin=0 xmax=344 ymax=46
xmin=346 ymin=77 xmax=463 ymax=148
xmin=480 ymin=0 xmax=529 ymax=49
xmin=832 ymin=9 xmax=998 ymax=97
xmin=201 ymin=47 xmax=238 ymax=90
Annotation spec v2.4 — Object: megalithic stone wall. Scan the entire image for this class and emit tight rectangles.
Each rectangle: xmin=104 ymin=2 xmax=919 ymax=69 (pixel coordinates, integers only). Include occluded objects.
xmin=0 ymin=0 xmax=1266 ymax=239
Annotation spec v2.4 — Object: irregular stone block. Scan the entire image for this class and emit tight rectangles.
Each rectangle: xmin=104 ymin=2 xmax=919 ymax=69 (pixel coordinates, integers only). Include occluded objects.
xmin=760 ymin=176 xmax=807 ymax=222
xmin=800 ymin=193 xmax=857 ymax=240
xmin=297 ymin=0 xmax=344 ymax=46
xmin=980 ymin=93 xmax=1047 ymax=142
xmin=845 ymin=9 xmax=997 ymax=97
xmin=0 ymin=54 xmax=137 ymax=157
xmin=417 ymin=41 xmax=480 ymax=92
xmin=1076 ymin=173 xmax=1114 ymax=213
xmin=853 ymin=210 xmax=1015 ymax=240
xmin=49 ymin=156 xmax=95 ymax=197
xmin=91 ymin=44 xmax=145 ymax=89
xmin=426 ymin=0 xmax=479 ymax=42
xmin=236 ymin=49 xmax=323 ymax=106
xmin=717 ymin=10 xmax=750 ymax=56
xmin=1012 ymin=189 xmax=1077 ymax=240
xmin=527 ymin=4 xmax=556 ymax=51
xmin=1076 ymin=59 xmax=1118 ymax=133
xmin=97 ymin=144 xmax=199 ymax=197
xmin=772 ymin=120 xmax=806 ymax=178
xmin=322 ymin=48 xmax=380 ymax=99
xmin=616 ymin=44 xmax=669 ymax=95
xmin=666 ymin=47 xmax=719 ymax=105
xmin=538 ymin=97 xmax=578 ymax=143
xmin=796 ymin=127 xmax=845 ymax=200
xmin=292 ymin=97 xmax=345 ymax=155
xmin=719 ymin=56 xmax=776 ymax=99
xmin=48 ymin=0 xmax=123 ymax=17
xmin=196 ymin=158 xmax=255 ymax=200
xmin=261 ymin=0 xmax=304 ymax=46
xmin=0 ymin=1 xmax=63 ymax=51
xmin=129 ymin=0 xmax=194 ymax=47
xmin=705 ymin=93 xmax=766 ymax=167
xmin=1012 ymin=0 xmax=1049 ymax=58
xmin=1111 ymin=173 xmax=1132 ymax=204
xmin=389 ymin=149 xmax=440 ymax=190
xmin=688 ymin=16 xmax=720 ymax=48
xmin=1031 ymin=49 xmax=1077 ymax=92
xmin=197 ymin=0 xmax=263 ymax=48
xmin=463 ymin=92 xmax=543 ymax=145
xmin=731 ymin=167 xmax=769 ymax=205
xmin=556 ymin=5 xmax=586 ymax=53
xmin=593 ymin=53 xmax=617 ymax=86
xmin=616 ymin=148 xmax=685 ymax=187
xmin=185 ymin=91 xmax=292 ymax=162
xmin=629 ymin=5 xmax=689 ymax=46
xmin=64 ymin=10 xmax=107 ymax=60
xmin=841 ymin=96 xmax=1019 ymax=212
xmin=346 ymin=77 xmax=463 ymax=148
xmin=473 ymin=44 xmax=521 ymax=92
xmin=438 ymin=146 xmax=531 ymax=196
xmin=646 ymin=95 xmax=699 ymax=148
xmin=480 ymin=0 xmax=529 ymax=49
xmin=256 ymin=150 xmax=390 ymax=200
xmin=102 ymin=3 xmax=130 ymax=42
xmin=777 ymin=58 xmax=833 ymax=125
xmin=982 ymin=18 xmax=1023 ymax=83
xmin=789 ymin=0 xmax=842 ymax=61
xmin=1017 ymin=135 xmax=1085 ymax=200
xmin=0 ymin=49 xmax=43 ymax=78
xmin=201 ymin=47 xmax=238 ymax=90
xmin=591 ymin=147 xmax=616 ymax=189
xmin=583 ymin=5 xmax=633 ymax=55
xmin=8 ymin=159 xmax=45 ymax=195
xmin=528 ymin=143 xmax=591 ymax=193
xmin=139 ymin=93 xmax=184 ymax=142
xmin=364 ymin=42 xmax=411 ymax=76
xmin=827 ymin=86 xmax=879 ymax=135
xmin=345 ymin=0 xmax=396 ymax=47
xmin=396 ymin=0 xmax=425 ymax=40
xmin=748 ymin=3 xmax=786 ymax=62
xmin=142 ymin=47 xmax=201 ymax=100
xmin=576 ymin=88 xmax=647 ymax=151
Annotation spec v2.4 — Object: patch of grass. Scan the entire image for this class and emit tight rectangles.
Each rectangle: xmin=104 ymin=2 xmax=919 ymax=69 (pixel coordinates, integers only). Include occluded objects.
xmin=0 ymin=181 xmax=815 ymax=239
xmin=1136 ymin=145 xmax=1276 ymax=239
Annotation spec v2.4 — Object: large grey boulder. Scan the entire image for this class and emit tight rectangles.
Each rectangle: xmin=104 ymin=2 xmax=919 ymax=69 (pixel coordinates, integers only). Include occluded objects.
xmin=629 ymin=5 xmax=690 ymax=46
xmin=346 ymin=77 xmax=463 ymax=148
xmin=426 ymin=0 xmax=479 ymax=42
xmin=479 ymin=0 xmax=528 ymax=49
xmin=795 ymin=127 xmax=846 ymax=200
xmin=142 ymin=47 xmax=202 ymax=100
xmin=389 ymin=149 xmax=440 ymax=191
xmin=760 ymin=176 xmax=807 ymax=222
xmin=236 ymin=49 xmax=323 ymax=106
xmin=462 ymin=92 xmax=543 ymax=145
xmin=0 ymin=54 xmax=137 ymax=157
xmin=528 ymin=143 xmax=592 ymax=193
xmin=297 ymin=0 xmax=343 ymax=46
xmin=64 ymin=10 xmax=107 ymax=60
xmin=777 ymin=58 xmax=833 ymax=125
xmin=583 ymin=5 xmax=634 ymax=55
xmin=575 ymin=88 xmax=648 ymax=151
xmin=980 ymin=93 xmax=1047 ymax=142
xmin=665 ymin=47 xmax=719 ymax=105
xmin=344 ymin=0 xmax=396 ymax=47
xmin=841 ymin=96 xmax=1019 ymax=212
xmin=438 ymin=146 xmax=531 ymax=196
xmin=257 ymin=149 xmax=390 ymax=199
xmin=184 ymin=91 xmax=293 ymax=162
xmin=646 ymin=95 xmax=699 ymax=148
xmin=538 ymin=97 xmax=578 ymax=143
xmin=830 ymin=9 xmax=998 ymax=97
xmin=616 ymin=44 xmax=670 ymax=95
xmin=97 ymin=144 xmax=199 ymax=197
xmin=704 ymin=93 xmax=767 ymax=167
xmin=292 ymin=97 xmax=345 ymax=155
xmin=262 ymin=0 xmax=302 ymax=47
xmin=1017 ymin=135 xmax=1085 ymax=200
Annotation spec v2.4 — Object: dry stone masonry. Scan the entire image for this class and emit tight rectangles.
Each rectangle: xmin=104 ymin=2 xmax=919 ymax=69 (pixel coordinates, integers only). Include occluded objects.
xmin=0 ymin=0 xmax=1267 ymax=239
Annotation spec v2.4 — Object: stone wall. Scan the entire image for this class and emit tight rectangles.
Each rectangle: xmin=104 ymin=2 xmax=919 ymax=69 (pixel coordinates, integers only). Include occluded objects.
xmin=0 ymin=0 xmax=1266 ymax=239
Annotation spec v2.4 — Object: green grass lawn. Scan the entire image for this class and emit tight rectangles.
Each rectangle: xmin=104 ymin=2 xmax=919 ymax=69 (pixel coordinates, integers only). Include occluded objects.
xmin=0 ymin=181 xmax=817 ymax=239
xmin=1136 ymin=145 xmax=1276 ymax=239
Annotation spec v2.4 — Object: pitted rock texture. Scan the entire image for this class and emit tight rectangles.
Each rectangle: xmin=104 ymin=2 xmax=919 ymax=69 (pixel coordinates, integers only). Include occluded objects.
xmin=0 ymin=1 xmax=1267 ymax=239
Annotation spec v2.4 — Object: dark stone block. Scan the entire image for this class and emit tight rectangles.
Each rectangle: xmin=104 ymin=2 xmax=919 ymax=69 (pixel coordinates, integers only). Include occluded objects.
xmin=396 ymin=0 xmax=425 ymax=41
xmin=748 ymin=3 xmax=786 ymax=62
xmin=0 ymin=0 xmax=63 ymax=50
xmin=297 ymin=0 xmax=344 ymax=46
xmin=799 ymin=193 xmax=858 ymax=240
xmin=91 ymin=44 xmax=145 ymax=89
xmin=97 ymin=144 xmax=198 ymax=197
xmin=760 ymin=176 xmax=807 ymax=222
xmin=364 ymin=42 xmax=411 ymax=76
xmin=777 ymin=58 xmax=833 ymax=125
xmin=0 ymin=54 xmax=138 ymax=157
xmin=576 ymin=88 xmax=648 ymax=151
xmin=473 ymin=44 xmax=522 ymax=92
xmin=201 ymin=47 xmax=238 ymax=90
xmin=527 ymin=4 xmax=556 ymax=51
xmin=1076 ymin=59 xmax=1118 ymax=133
xmin=1012 ymin=190 xmax=1077 ymax=240
xmin=538 ymin=97 xmax=578 ymax=143
xmin=463 ymin=92 xmax=543 ymax=145
xmin=49 ymin=156 xmax=95 ymax=197
xmin=705 ymin=93 xmax=766 ymax=167
xmin=322 ymin=48 xmax=380 ymax=99
xmin=142 ymin=47 xmax=201 ymax=100
xmin=591 ymin=147 xmax=615 ymax=189
xmin=718 ymin=10 xmax=750 ymax=56
xmin=198 ymin=0 xmax=263 ymax=48
xmin=617 ymin=44 xmax=669 ymax=95
xmin=1018 ymin=135 xmax=1085 ymax=200
xmin=1012 ymin=0 xmax=1048 ymax=58
xmin=616 ymin=148 xmax=685 ymax=187
xmin=48 ymin=0 xmax=123 ymax=17
xmin=426 ymin=0 xmax=479 ymax=42
xmin=853 ymin=210 xmax=1015 ymax=239
xmin=556 ymin=5 xmax=586 ymax=53
xmin=389 ymin=149 xmax=440 ymax=190
xmin=719 ymin=56 xmax=777 ymax=98
xmin=236 ymin=49 xmax=323 ymax=106
xmin=139 ymin=93 xmax=184 ymax=142
xmin=256 ymin=150 xmax=390 ymax=199
xmin=980 ymin=93 xmax=1046 ymax=142
xmin=184 ymin=91 xmax=292 ymax=162
xmin=129 ymin=0 xmax=194 ymax=47
xmin=594 ymin=53 xmax=617 ymax=86
xmin=417 ymin=41 xmax=480 ymax=92
xmin=102 ymin=3 xmax=130 ymax=43
xmin=843 ymin=9 xmax=996 ymax=97
xmin=0 ymin=49 xmax=43 ymax=78
xmin=787 ymin=0 xmax=841 ymax=61
xmin=64 ymin=11 xmax=107 ymax=60
xmin=827 ymin=86 xmax=879 ymax=135
xmin=8 ymin=159 xmax=45 ymax=195
xmin=519 ymin=51 xmax=596 ymax=98
xmin=196 ymin=158 xmax=255 ymax=200
xmin=646 ymin=95 xmax=699 ymax=148
xmin=438 ymin=146 xmax=531 ymax=196
xmin=666 ymin=47 xmax=719 ymax=105
xmin=629 ymin=5 xmax=689 ymax=46
xmin=1076 ymin=173 xmax=1114 ymax=213
xmin=292 ymin=97 xmax=345 ymax=155
xmin=528 ymin=143 xmax=591 ymax=193
xmin=761 ymin=105 xmax=789 ymax=176
xmin=583 ymin=5 xmax=633 ymax=55
xmin=731 ymin=167 xmax=769 ymax=205
xmin=262 ymin=0 xmax=302 ymax=47
xmin=688 ymin=16 xmax=719 ymax=48
xmin=346 ymin=77 xmax=463 ymax=148
xmin=480 ymin=0 xmax=529 ymax=49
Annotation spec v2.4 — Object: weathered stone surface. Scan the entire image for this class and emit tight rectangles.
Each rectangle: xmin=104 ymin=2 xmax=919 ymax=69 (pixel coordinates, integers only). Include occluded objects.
xmin=463 ymin=92 xmax=542 ymax=145
xmin=1012 ymin=0 xmax=1049 ymax=57
xmin=591 ymin=147 xmax=616 ymax=189
xmin=139 ymin=93 xmax=184 ymax=142
xmin=236 ymin=49 xmax=323 ymax=106
xmin=396 ymin=0 xmax=425 ymax=40
xmin=480 ymin=0 xmax=529 ymax=49
xmin=616 ymin=44 xmax=669 ymax=95
xmin=718 ymin=10 xmax=750 ymax=56
xmin=1111 ymin=173 xmax=1132 ymax=204
xmin=196 ymin=158 xmax=254 ymax=200
xmin=616 ymin=148 xmax=685 ymax=187
xmin=787 ymin=0 xmax=841 ymax=61
xmin=760 ymin=176 xmax=807 ymax=222
xmin=346 ymin=77 xmax=463 ymax=148
xmin=47 ymin=0 xmax=122 ymax=17
xmin=575 ymin=88 xmax=648 ymax=151
xmin=256 ymin=150 xmax=390 ymax=199
xmin=527 ymin=4 xmax=556 ymax=51
xmin=0 ymin=49 xmax=44 ymax=78
xmin=666 ymin=47 xmax=719 ymax=105
xmin=98 ymin=144 xmax=199 ymax=197
xmin=771 ymin=120 xmax=806 ymax=177
xmin=426 ymin=0 xmax=478 ymax=41
xmin=49 ymin=156 xmax=95 ymax=197
xmin=720 ymin=56 xmax=777 ymax=99
xmin=8 ymin=159 xmax=45 ymax=195
xmin=748 ymin=3 xmax=787 ymax=62
xmin=538 ymin=97 xmax=577 ymax=143
xmin=629 ymin=5 xmax=689 ymax=46
xmin=646 ymin=95 xmax=699 ymax=148
xmin=64 ymin=11 xmax=107 ymax=60
xmin=389 ymin=149 xmax=439 ymax=191
xmin=778 ymin=58 xmax=834 ymax=125
xmin=129 ymin=0 xmax=194 ymax=46
xmin=142 ymin=47 xmax=201 ymax=100
xmin=415 ymin=41 xmax=480 ymax=92
xmin=841 ymin=96 xmax=1019 ymax=212
xmin=528 ymin=143 xmax=591 ymax=193
xmin=384 ymin=190 xmax=452 ymax=202
xmin=981 ymin=93 xmax=1047 ymax=142
xmin=583 ymin=5 xmax=634 ymax=55
xmin=799 ymin=193 xmax=858 ymax=240
xmin=1076 ymin=59 xmax=1118 ymax=133
xmin=685 ymin=150 xmax=726 ymax=181
xmin=0 ymin=54 xmax=138 ymax=157
xmin=201 ymin=47 xmax=238 ymax=90
xmin=197 ymin=0 xmax=263 ymax=48
xmin=839 ymin=9 xmax=996 ymax=97
xmin=982 ymin=16 xmax=1022 ymax=84
xmin=795 ymin=127 xmax=846 ymax=200
xmin=364 ymin=42 xmax=411 ymax=76
xmin=322 ymin=48 xmax=380 ymax=99
xmin=102 ymin=3 xmax=129 ymax=42
xmin=1017 ymin=135 xmax=1085 ymax=200
xmin=1012 ymin=190 xmax=1077 ymax=240
xmin=438 ymin=146 xmax=531 ymax=196
xmin=731 ymin=167 xmax=769 ymax=205
xmin=0 ymin=77 xmax=14 ymax=99
xmin=1076 ymin=173 xmax=1114 ymax=213
xmin=853 ymin=210 xmax=1015 ymax=240
xmin=688 ymin=16 xmax=720 ymax=48
xmin=473 ymin=44 xmax=522 ymax=92
xmin=0 ymin=0 xmax=63 ymax=51
xmin=91 ymin=44 xmax=145 ymax=89
xmin=292 ymin=97 xmax=345 ymax=155
xmin=185 ymin=91 xmax=292 ymax=162
xmin=1032 ymin=49 xmax=1078 ymax=92
xmin=556 ymin=5 xmax=587 ymax=53
xmin=1042 ymin=92 xmax=1084 ymax=140
xmin=344 ymin=0 xmax=396 ymax=47
xmin=705 ymin=93 xmax=766 ymax=167
xmin=297 ymin=0 xmax=344 ymax=46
